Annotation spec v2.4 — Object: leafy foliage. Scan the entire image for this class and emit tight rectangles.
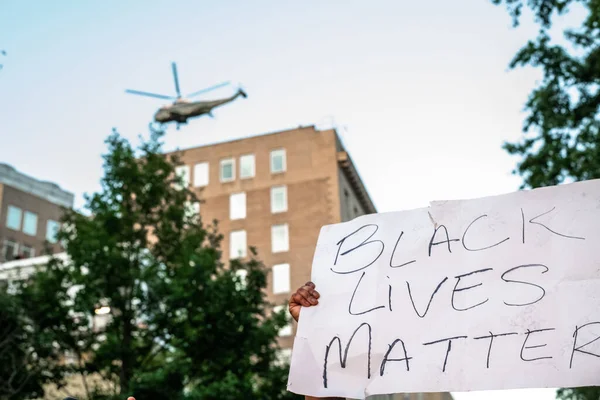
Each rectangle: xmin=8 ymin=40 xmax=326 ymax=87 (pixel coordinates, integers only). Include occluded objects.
xmin=492 ymin=0 xmax=600 ymax=398
xmin=493 ymin=0 xmax=600 ymax=189
xmin=4 ymin=127 xmax=296 ymax=399
xmin=0 ymin=290 xmax=46 ymax=400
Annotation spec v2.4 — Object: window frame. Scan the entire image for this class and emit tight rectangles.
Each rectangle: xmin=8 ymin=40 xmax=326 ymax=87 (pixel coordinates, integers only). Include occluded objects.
xmin=229 ymin=192 xmax=247 ymax=220
xmin=175 ymin=165 xmax=191 ymax=189
xmin=22 ymin=211 xmax=38 ymax=237
xmin=229 ymin=230 xmax=247 ymax=259
xmin=193 ymin=162 xmax=209 ymax=187
xmin=46 ymin=220 xmax=60 ymax=243
xmin=220 ymin=158 xmax=236 ymax=182
xmin=271 ymin=224 xmax=289 ymax=253
xmin=239 ymin=154 xmax=256 ymax=179
xmin=272 ymin=263 xmax=291 ymax=294
xmin=6 ymin=205 xmax=22 ymax=231
xmin=270 ymin=149 xmax=287 ymax=174
xmin=270 ymin=185 xmax=288 ymax=213
xmin=20 ymin=245 xmax=35 ymax=259
xmin=2 ymin=239 xmax=18 ymax=261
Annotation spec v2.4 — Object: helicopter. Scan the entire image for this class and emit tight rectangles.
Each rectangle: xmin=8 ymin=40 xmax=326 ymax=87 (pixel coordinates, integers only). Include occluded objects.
xmin=125 ymin=62 xmax=247 ymax=126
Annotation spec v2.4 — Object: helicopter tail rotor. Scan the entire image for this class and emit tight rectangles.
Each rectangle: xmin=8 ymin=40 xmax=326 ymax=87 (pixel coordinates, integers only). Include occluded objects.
xmin=235 ymin=83 xmax=248 ymax=98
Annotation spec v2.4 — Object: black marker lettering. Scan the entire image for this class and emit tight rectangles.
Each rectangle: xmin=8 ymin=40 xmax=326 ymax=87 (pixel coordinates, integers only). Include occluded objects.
xmin=474 ymin=331 xmax=518 ymax=368
xmin=428 ymin=225 xmax=459 ymax=256
xmin=520 ymin=328 xmax=555 ymax=362
xmin=380 ymin=338 xmax=412 ymax=376
xmin=501 ymin=264 xmax=549 ymax=307
xmin=387 ymin=276 xmax=393 ymax=311
xmin=570 ymin=322 xmax=600 ymax=368
xmin=323 ymin=323 xmax=372 ymax=388
xmin=521 ymin=208 xmax=525 ymax=244
xmin=451 ymin=268 xmax=493 ymax=311
xmin=390 ymin=231 xmax=416 ymax=268
xmin=423 ymin=335 xmax=468 ymax=372
xmin=527 ymin=207 xmax=585 ymax=241
xmin=406 ymin=277 xmax=449 ymax=318
xmin=348 ymin=272 xmax=385 ymax=316
xmin=333 ymin=224 xmax=384 ymax=274
xmin=461 ymin=214 xmax=510 ymax=251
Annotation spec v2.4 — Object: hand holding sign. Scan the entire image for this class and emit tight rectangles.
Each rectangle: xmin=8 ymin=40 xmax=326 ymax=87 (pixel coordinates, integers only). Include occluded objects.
xmin=289 ymin=282 xmax=320 ymax=322
xmin=288 ymin=179 xmax=600 ymax=399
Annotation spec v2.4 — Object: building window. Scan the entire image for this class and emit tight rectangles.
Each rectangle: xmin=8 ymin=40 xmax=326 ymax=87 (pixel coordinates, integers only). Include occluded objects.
xmin=229 ymin=230 xmax=247 ymax=259
xmin=230 ymin=192 xmax=246 ymax=220
xmin=193 ymin=162 xmax=209 ymax=187
xmin=272 ymin=263 xmax=290 ymax=294
xmin=184 ymin=201 xmax=201 ymax=221
xmin=6 ymin=205 xmax=22 ymax=231
xmin=271 ymin=224 xmax=289 ymax=253
xmin=270 ymin=149 xmax=286 ymax=174
xmin=23 ymin=211 xmax=38 ymax=236
xmin=240 ymin=154 xmax=255 ymax=179
xmin=274 ymin=305 xmax=292 ymax=336
xmin=21 ymin=245 xmax=35 ymax=259
xmin=276 ymin=348 xmax=293 ymax=366
xmin=235 ymin=269 xmax=247 ymax=290
xmin=220 ymin=158 xmax=235 ymax=182
xmin=270 ymin=186 xmax=288 ymax=213
xmin=4 ymin=240 xmax=19 ymax=261
xmin=192 ymin=202 xmax=200 ymax=215
xmin=46 ymin=220 xmax=60 ymax=243
xmin=2 ymin=240 xmax=18 ymax=261
xmin=175 ymin=165 xmax=190 ymax=189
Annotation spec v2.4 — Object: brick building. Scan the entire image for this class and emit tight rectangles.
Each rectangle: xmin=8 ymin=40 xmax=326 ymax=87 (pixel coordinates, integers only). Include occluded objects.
xmin=167 ymin=125 xmax=376 ymax=346
xmin=0 ymin=163 xmax=73 ymax=262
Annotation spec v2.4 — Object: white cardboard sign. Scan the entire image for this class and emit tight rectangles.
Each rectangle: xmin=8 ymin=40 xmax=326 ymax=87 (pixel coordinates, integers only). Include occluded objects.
xmin=288 ymin=180 xmax=600 ymax=399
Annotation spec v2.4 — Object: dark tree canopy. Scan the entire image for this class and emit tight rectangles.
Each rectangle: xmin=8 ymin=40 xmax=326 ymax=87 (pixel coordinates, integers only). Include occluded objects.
xmin=493 ymin=0 xmax=600 ymax=189
xmin=492 ymin=0 xmax=600 ymax=399
xmin=2 ymin=127 xmax=296 ymax=399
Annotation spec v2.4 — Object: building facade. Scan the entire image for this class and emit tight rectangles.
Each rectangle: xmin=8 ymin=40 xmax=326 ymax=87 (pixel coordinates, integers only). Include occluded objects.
xmin=167 ymin=125 xmax=376 ymax=348
xmin=0 ymin=163 xmax=73 ymax=262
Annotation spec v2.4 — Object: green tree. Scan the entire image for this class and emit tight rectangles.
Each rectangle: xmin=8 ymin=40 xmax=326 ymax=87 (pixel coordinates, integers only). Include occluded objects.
xmin=9 ymin=127 xmax=295 ymax=399
xmin=0 ymin=289 xmax=47 ymax=400
xmin=494 ymin=0 xmax=600 ymax=188
xmin=492 ymin=0 xmax=600 ymax=399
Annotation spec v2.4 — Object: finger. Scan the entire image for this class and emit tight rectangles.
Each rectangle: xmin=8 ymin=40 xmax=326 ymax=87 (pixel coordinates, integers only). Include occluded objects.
xmin=305 ymin=281 xmax=316 ymax=289
xmin=297 ymin=288 xmax=319 ymax=305
xmin=292 ymin=290 xmax=312 ymax=306
xmin=127 ymin=397 xmax=135 ymax=400
xmin=296 ymin=288 xmax=311 ymax=307
xmin=302 ymin=285 xmax=320 ymax=301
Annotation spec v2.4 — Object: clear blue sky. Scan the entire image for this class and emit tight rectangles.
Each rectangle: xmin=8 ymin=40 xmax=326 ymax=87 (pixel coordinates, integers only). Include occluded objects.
xmin=0 ymin=1 xmax=574 ymax=398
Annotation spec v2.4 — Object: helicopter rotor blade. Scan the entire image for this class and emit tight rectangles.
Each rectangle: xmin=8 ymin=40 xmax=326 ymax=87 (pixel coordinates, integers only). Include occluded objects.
xmin=125 ymin=89 xmax=175 ymax=100
xmin=186 ymin=81 xmax=231 ymax=98
xmin=172 ymin=62 xmax=181 ymax=98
